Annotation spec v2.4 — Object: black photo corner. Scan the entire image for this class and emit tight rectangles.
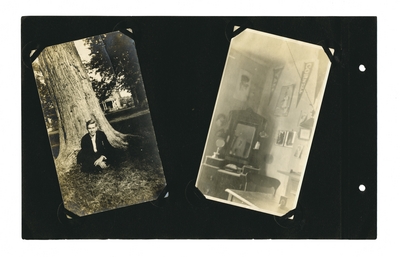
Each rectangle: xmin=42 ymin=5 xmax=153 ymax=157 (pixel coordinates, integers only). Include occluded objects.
xmin=21 ymin=17 xmax=376 ymax=239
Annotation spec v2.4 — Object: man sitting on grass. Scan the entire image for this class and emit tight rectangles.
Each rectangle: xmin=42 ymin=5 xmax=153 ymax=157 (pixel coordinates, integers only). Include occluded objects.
xmin=77 ymin=119 xmax=115 ymax=173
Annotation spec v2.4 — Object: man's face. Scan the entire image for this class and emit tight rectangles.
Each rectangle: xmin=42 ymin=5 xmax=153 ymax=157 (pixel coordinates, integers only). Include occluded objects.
xmin=87 ymin=123 xmax=98 ymax=137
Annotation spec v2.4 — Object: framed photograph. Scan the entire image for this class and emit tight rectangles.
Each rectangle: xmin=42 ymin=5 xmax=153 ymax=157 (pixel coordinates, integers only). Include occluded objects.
xmin=275 ymin=130 xmax=295 ymax=147
xmin=294 ymin=145 xmax=304 ymax=158
xmin=195 ymin=28 xmax=333 ymax=217
xmin=284 ymin=131 xmax=296 ymax=147
xmin=233 ymin=69 xmax=252 ymax=101
xmin=276 ymin=130 xmax=286 ymax=146
xmin=274 ymin=84 xmax=295 ymax=117
xmin=299 ymin=128 xmax=312 ymax=140
xmin=31 ymin=31 xmax=167 ymax=217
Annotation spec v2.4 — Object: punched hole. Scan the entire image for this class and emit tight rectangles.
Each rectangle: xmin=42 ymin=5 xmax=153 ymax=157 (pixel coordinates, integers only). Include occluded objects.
xmin=359 ymin=184 xmax=366 ymax=192
xmin=359 ymin=64 xmax=366 ymax=72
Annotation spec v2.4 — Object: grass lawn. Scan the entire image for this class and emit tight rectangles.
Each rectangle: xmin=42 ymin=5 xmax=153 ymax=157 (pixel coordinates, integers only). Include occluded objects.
xmin=57 ymin=111 xmax=167 ymax=217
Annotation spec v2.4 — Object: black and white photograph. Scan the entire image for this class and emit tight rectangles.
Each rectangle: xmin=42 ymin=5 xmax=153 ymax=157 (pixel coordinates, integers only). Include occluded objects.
xmin=31 ymin=31 xmax=167 ymax=217
xmin=195 ymin=28 xmax=333 ymax=217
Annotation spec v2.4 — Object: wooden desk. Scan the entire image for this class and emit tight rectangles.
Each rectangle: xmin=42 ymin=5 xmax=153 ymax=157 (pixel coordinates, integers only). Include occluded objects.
xmin=197 ymin=164 xmax=246 ymax=199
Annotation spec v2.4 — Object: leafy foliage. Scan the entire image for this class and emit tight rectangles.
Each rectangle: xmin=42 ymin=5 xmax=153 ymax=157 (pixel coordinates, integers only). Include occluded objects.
xmin=84 ymin=32 xmax=147 ymax=106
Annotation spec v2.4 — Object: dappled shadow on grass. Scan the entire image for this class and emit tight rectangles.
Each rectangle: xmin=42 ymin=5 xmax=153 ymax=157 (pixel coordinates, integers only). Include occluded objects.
xmin=58 ymin=138 xmax=166 ymax=217
xmin=55 ymin=111 xmax=168 ymax=217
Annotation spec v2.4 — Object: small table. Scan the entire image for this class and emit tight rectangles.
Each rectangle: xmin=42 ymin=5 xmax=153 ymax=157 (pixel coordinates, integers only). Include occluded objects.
xmin=277 ymin=170 xmax=301 ymax=181
xmin=277 ymin=170 xmax=300 ymax=195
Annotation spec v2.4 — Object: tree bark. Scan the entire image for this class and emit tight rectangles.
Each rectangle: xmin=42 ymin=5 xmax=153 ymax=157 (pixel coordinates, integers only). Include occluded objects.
xmin=37 ymin=41 xmax=128 ymax=172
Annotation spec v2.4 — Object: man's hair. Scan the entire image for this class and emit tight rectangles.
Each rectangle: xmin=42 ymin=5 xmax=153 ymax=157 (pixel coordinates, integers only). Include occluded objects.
xmin=86 ymin=118 xmax=97 ymax=129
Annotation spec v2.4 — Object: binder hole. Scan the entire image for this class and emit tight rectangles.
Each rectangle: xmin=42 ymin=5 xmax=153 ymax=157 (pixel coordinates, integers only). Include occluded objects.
xmin=359 ymin=184 xmax=366 ymax=192
xmin=359 ymin=64 xmax=366 ymax=72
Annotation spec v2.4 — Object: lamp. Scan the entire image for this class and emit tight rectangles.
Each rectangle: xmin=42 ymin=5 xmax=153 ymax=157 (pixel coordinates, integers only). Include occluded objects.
xmin=212 ymin=138 xmax=225 ymax=158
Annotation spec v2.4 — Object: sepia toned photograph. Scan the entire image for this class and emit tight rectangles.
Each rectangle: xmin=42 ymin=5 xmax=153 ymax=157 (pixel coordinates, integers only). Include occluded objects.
xmin=32 ymin=31 xmax=167 ymax=217
xmin=195 ymin=28 xmax=333 ymax=217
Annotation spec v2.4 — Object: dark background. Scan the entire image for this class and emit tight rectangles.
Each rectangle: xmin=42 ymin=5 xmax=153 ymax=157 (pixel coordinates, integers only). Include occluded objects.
xmin=21 ymin=17 xmax=377 ymax=239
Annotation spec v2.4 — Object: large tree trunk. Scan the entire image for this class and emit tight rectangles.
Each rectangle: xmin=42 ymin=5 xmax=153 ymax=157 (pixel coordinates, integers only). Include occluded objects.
xmin=132 ymin=75 xmax=148 ymax=108
xmin=37 ymin=41 xmax=128 ymax=172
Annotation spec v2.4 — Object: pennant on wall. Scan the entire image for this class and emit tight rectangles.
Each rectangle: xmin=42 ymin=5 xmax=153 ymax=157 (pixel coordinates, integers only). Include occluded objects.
xmin=296 ymin=62 xmax=314 ymax=107
xmin=268 ymin=67 xmax=284 ymax=105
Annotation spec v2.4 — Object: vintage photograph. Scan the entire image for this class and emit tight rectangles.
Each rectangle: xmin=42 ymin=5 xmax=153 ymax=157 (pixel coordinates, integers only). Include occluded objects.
xmin=32 ymin=31 xmax=167 ymax=217
xmin=195 ymin=28 xmax=333 ymax=217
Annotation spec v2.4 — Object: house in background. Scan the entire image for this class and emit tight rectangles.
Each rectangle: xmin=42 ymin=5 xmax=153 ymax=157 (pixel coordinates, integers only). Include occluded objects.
xmin=101 ymin=90 xmax=134 ymax=113
xmin=101 ymin=91 xmax=122 ymax=112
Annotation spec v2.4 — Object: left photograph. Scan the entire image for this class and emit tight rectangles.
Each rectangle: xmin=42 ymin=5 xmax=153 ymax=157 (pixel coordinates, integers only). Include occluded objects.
xmin=31 ymin=31 xmax=167 ymax=217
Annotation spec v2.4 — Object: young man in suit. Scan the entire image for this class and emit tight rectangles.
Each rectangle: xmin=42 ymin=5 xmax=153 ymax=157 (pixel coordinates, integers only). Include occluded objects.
xmin=77 ymin=119 xmax=115 ymax=173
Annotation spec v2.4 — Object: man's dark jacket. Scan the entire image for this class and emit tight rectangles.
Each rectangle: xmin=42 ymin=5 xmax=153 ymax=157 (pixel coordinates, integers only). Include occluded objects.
xmin=77 ymin=130 xmax=114 ymax=172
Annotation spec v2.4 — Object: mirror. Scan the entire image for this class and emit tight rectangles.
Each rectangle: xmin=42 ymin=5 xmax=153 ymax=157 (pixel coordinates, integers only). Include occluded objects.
xmin=228 ymin=123 xmax=256 ymax=158
xmin=223 ymin=108 xmax=266 ymax=167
